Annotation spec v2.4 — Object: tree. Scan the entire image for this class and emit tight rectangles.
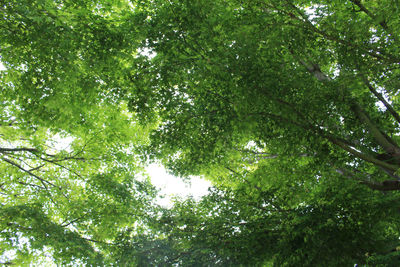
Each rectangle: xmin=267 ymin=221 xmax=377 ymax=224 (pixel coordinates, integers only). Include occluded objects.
xmin=124 ymin=0 xmax=400 ymax=264
xmin=128 ymin=181 xmax=400 ymax=266
xmin=0 ymin=0 xmax=157 ymax=265
xmin=128 ymin=0 xmax=400 ymax=192
xmin=0 ymin=100 xmax=158 ymax=265
xmin=1 ymin=0 xmax=400 ymax=265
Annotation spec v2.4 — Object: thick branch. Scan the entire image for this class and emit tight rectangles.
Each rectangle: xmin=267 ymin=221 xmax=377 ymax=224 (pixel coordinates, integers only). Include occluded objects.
xmin=351 ymin=103 xmax=400 ymax=155
xmin=361 ymin=180 xmax=400 ymax=191
xmin=297 ymin=58 xmax=330 ymax=82
xmin=335 ymin=167 xmax=400 ymax=191
xmin=349 ymin=0 xmax=390 ymax=33
xmin=362 ymin=77 xmax=400 ymax=125
xmin=287 ymin=51 xmax=399 ymax=157
xmin=328 ymin=137 xmax=399 ymax=172
xmin=254 ymin=111 xmax=391 ymax=170
xmin=289 ymin=47 xmax=400 ymax=168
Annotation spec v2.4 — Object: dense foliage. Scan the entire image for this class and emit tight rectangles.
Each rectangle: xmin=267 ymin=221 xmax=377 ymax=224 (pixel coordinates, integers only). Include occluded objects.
xmin=1 ymin=0 xmax=400 ymax=265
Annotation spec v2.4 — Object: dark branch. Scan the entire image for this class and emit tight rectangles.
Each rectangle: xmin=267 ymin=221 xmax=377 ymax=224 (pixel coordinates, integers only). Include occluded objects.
xmin=1 ymin=156 xmax=60 ymax=188
xmin=349 ymin=0 xmax=390 ymax=32
xmin=351 ymin=103 xmax=400 ymax=155
xmin=335 ymin=167 xmax=400 ymax=191
xmin=328 ymin=136 xmax=399 ymax=172
xmin=0 ymin=147 xmax=38 ymax=153
xmin=362 ymin=77 xmax=400 ymax=125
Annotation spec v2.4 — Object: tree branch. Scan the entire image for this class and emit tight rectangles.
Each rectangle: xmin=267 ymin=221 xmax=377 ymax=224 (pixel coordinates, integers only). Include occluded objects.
xmin=349 ymin=0 xmax=391 ymax=34
xmin=1 ymin=156 xmax=60 ymax=188
xmin=283 ymin=0 xmax=400 ymax=63
xmin=362 ymin=77 xmax=400 ymax=125
xmin=328 ymin=136 xmax=399 ymax=172
xmin=37 ymin=155 xmax=84 ymax=179
xmin=61 ymin=216 xmax=84 ymax=227
xmin=361 ymin=180 xmax=400 ymax=191
xmin=0 ymin=147 xmax=39 ymax=153
xmin=335 ymin=167 xmax=400 ymax=191
xmin=351 ymin=103 xmax=400 ymax=155
xmin=224 ymin=166 xmax=261 ymax=190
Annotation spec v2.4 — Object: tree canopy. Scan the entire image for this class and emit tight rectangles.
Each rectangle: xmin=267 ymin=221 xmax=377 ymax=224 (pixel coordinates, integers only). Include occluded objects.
xmin=1 ymin=0 xmax=400 ymax=265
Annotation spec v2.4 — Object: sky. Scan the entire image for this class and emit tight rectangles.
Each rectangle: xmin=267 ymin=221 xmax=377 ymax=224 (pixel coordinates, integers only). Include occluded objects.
xmin=147 ymin=163 xmax=211 ymax=207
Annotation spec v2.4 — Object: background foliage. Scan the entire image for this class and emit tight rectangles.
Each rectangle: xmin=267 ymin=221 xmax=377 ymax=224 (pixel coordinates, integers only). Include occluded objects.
xmin=1 ymin=0 xmax=400 ymax=265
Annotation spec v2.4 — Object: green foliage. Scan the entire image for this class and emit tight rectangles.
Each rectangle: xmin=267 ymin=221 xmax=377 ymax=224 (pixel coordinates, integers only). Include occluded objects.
xmin=1 ymin=0 xmax=400 ymax=265
xmin=133 ymin=0 xmax=400 ymax=182
xmin=138 ymin=183 xmax=400 ymax=266
xmin=0 ymin=0 xmax=157 ymax=264
xmin=125 ymin=0 xmax=400 ymax=265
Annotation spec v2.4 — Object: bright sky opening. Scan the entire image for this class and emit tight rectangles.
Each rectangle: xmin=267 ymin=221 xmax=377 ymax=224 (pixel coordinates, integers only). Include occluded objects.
xmin=147 ymin=163 xmax=211 ymax=208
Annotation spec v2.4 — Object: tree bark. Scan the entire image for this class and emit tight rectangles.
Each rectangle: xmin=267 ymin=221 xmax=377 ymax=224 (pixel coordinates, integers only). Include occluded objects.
xmin=362 ymin=77 xmax=400 ymax=125
xmin=351 ymin=103 xmax=400 ymax=156
xmin=361 ymin=180 xmax=400 ymax=191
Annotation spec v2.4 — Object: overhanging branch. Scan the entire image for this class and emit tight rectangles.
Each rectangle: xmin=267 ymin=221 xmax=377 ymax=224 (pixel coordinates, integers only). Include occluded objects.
xmin=362 ymin=77 xmax=400 ymax=125
xmin=351 ymin=103 xmax=400 ymax=155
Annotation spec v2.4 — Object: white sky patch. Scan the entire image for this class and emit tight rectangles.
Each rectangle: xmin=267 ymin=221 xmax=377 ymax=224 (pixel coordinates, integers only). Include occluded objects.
xmin=0 ymin=61 xmax=6 ymax=70
xmin=46 ymin=132 xmax=75 ymax=153
xmin=137 ymin=47 xmax=156 ymax=59
xmin=147 ymin=163 xmax=211 ymax=208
